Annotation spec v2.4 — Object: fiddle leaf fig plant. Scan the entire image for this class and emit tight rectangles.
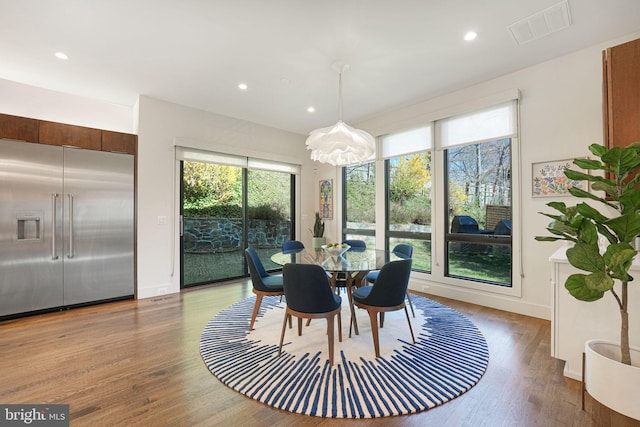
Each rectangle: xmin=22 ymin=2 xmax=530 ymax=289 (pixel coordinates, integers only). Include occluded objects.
xmin=536 ymin=142 xmax=640 ymax=365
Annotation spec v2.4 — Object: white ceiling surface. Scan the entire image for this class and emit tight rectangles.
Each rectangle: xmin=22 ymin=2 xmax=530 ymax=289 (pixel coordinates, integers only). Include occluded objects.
xmin=1 ymin=1 xmax=639 ymax=135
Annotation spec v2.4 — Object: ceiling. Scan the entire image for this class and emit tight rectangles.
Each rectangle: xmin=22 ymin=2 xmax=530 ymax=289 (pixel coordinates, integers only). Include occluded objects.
xmin=1 ymin=0 xmax=639 ymax=135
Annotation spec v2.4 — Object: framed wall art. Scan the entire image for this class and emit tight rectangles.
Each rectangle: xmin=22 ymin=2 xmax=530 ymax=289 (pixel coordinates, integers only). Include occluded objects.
xmin=532 ymin=158 xmax=588 ymax=197
xmin=319 ymin=179 xmax=333 ymax=219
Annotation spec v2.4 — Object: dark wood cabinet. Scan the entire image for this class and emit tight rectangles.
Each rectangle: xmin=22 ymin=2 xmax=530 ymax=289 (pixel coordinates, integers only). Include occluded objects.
xmin=603 ymin=38 xmax=640 ymax=149
xmin=1 ymin=115 xmax=137 ymax=156
xmin=0 ymin=113 xmax=39 ymax=143
xmin=39 ymin=120 xmax=102 ymax=150
xmin=102 ymin=130 xmax=137 ymax=154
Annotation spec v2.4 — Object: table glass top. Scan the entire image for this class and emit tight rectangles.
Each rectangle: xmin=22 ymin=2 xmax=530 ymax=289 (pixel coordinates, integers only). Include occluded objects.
xmin=271 ymin=248 xmax=403 ymax=273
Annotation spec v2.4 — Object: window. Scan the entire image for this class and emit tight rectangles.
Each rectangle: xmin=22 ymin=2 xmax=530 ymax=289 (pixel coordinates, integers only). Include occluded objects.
xmin=439 ymin=102 xmax=515 ymax=287
xmin=383 ymin=126 xmax=432 ymax=272
xmin=343 ymin=162 xmax=375 ymax=248
xmin=444 ymin=139 xmax=512 ymax=285
xmin=380 ymin=100 xmax=517 ymax=289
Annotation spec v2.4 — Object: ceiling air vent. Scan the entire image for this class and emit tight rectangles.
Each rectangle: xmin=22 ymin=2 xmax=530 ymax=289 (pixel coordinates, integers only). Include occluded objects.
xmin=508 ymin=0 xmax=572 ymax=45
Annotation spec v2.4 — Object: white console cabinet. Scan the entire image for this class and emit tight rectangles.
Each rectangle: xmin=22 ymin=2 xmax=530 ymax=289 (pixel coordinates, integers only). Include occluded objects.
xmin=550 ymin=247 xmax=640 ymax=379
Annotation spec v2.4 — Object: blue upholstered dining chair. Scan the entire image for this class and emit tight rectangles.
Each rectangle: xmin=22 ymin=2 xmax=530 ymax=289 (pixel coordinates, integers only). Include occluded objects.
xmin=341 ymin=239 xmax=367 ymax=251
xmin=245 ymin=247 xmax=284 ymax=332
xmin=282 ymin=240 xmax=305 ymax=253
xmin=365 ymin=243 xmax=415 ymax=317
xmin=279 ymin=263 xmax=342 ymax=366
xmin=351 ymin=258 xmax=415 ymax=358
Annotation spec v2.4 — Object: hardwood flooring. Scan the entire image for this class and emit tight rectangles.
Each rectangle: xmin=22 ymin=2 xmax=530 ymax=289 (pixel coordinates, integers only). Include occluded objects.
xmin=0 ymin=280 xmax=638 ymax=427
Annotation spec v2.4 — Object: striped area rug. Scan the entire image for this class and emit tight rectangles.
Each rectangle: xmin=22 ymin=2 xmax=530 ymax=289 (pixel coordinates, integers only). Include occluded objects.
xmin=200 ymin=293 xmax=489 ymax=418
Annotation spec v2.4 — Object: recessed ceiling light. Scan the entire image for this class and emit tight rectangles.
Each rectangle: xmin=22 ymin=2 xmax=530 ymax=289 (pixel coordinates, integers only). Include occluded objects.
xmin=54 ymin=52 xmax=69 ymax=60
xmin=464 ymin=31 xmax=477 ymax=41
xmin=238 ymin=83 xmax=248 ymax=91
xmin=307 ymin=106 xmax=315 ymax=113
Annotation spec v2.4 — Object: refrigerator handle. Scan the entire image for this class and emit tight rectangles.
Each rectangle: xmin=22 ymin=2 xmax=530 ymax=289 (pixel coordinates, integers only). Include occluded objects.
xmin=51 ymin=193 xmax=59 ymax=260
xmin=68 ymin=194 xmax=74 ymax=258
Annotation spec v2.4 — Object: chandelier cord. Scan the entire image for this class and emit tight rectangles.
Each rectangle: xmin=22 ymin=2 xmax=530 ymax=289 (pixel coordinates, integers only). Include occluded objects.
xmin=337 ymin=70 xmax=343 ymax=121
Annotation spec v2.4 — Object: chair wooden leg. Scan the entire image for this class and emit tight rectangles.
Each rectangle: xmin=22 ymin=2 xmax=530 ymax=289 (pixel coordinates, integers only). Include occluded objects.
xmin=367 ymin=309 xmax=381 ymax=358
xmin=406 ymin=291 xmax=415 ymax=318
xmin=347 ymin=280 xmax=359 ymax=337
xmin=297 ymin=317 xmax=303 ymax=336
xmin=404 ymin=305 xmax=416 ymax=344
xmin=337 ymin=311 xmax=342 ymax=342
xmin=380 ymin=312 xmax=385 ymax=328
xmin=278 ymin=312 xmax=289 ymax=356
xmin=249 ymin=294 xmax=264 ymax=331
xmin=327 ymin=314 xmax=335 ymax=366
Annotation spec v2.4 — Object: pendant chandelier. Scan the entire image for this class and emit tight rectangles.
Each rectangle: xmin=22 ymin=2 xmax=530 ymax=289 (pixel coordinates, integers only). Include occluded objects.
xmin=305 ymin=63 xmax=375 ymax=166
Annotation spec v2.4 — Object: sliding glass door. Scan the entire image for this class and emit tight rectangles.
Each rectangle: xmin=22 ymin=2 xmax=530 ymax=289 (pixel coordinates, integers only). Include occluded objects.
xmin=179 ymin=150 xmax=297 ymax=287
xmin=181 ymin=161 xmax=246 ymax=285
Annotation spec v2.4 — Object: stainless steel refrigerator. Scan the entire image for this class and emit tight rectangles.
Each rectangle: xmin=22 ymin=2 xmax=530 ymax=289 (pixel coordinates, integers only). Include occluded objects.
xmin=0 ymin=138 xmax=134 ymax=317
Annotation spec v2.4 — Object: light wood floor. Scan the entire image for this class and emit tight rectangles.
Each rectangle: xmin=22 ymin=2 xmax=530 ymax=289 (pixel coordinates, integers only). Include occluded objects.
xmin=1 ymin=280 xmax=638 ymax=427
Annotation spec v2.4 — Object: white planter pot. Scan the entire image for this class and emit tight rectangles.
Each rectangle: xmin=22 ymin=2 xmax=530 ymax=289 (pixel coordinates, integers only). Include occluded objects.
xmin=311 ymin=237 xmax=326 ymax=250
xmin=584 ymin=339 xmax=640 ymax=420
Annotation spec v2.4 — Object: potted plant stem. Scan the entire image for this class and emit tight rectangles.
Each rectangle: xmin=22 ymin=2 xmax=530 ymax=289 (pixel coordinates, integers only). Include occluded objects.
xmin=536 ymin=142 xmax=640 ymax=419
xmin=310 ymin=211 xmax=326 ymax=250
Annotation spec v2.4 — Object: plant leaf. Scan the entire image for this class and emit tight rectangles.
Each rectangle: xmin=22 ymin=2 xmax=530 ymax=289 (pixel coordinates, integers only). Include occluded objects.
xmin=605 ymin=214 xmax=640 ymax=243
xmin=591 ymin=181 xmax=620 ymax=200
xmin=545 ymin=201 xmax=568 ymax=215
xmin=602 ymin=147 xmax=640 ymax=177
xmin=566 ymin=242 xmax=604 ymax=272
xmin=564 ymin=169 xmax=591 ymax=181
xmin=588 ymin=144 xmax=608 ymax=158
xmin=565 ymin=273 xmax=605 ymax=301
xmin=619 ymin=187 xmax=640 ymax=213
xmin=534 ymin=236 xmax=564 ymax=242
xmin=577 ymin=219 xmax=598 ymax=245
xmin=576 ymin=203 xmax=609 ymax=223
xmin=573 ymin=158 xmax=605 ymax=170
xmin=584 ymin=271 xmax=615 ymax=292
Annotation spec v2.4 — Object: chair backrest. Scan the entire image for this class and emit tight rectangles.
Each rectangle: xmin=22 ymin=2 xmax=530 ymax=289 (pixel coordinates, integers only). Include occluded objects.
xmin=282 ymin=240 xmax=305 ymax=253
xmin=366 ymin=258 xmax=412 ymax=306
xmin=283 ymin=263 xmax=340 ymax=313
xmin=245 ymin=247 xmax=270 ymax=291
xmin=342 ymin=239 xmax=366 ymax=249
xmin=392 ymin=243 xmax=413 ymax=258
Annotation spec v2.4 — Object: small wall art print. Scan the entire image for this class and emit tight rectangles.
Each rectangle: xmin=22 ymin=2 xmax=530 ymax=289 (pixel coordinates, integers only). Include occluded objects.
xmin=320 ymin=179 xmax=333 ymax=219
xmin=532 ymin=158 xmax=588 ymax=197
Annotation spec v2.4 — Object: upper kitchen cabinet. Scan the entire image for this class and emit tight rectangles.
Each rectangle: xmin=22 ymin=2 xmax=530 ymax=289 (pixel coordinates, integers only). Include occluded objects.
xmin=39 ymin=120 xmax=102 ymax=150
xmin=603 ymin=38 xmax=640 ymax=149
xmin=102 ymin=130 xmax=137 ymax=155
xmin=0 ymin=113 xmax=39 ymax=143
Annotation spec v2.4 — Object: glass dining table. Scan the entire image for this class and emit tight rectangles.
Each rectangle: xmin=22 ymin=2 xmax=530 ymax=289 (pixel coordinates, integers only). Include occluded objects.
xmin=271 ymin=247 xmax=404 ymax=335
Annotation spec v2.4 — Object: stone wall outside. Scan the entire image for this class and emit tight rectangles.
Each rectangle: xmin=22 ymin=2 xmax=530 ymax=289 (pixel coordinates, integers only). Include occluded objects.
xmin=183 ymin=218 xmax=291 ymax=253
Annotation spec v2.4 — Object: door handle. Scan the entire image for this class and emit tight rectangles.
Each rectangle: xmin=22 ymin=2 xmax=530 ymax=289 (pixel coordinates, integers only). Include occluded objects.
xmin=51 ymin=193 xmax=59 ymax=260
xmin=68 ymin=194 xmax=74 ymax=258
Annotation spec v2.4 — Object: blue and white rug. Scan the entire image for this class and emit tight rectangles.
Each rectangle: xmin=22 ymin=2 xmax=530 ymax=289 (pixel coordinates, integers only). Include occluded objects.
xmin=200 ymin=293 xmax=489 ymax=418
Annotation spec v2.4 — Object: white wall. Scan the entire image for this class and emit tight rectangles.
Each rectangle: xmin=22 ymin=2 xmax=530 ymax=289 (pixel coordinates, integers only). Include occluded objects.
xmin=355 ymin=30 xmax=640 ymax=319
xmin=135 ymin=96 xmax=312 ymax=298
xmin=0 ymin=78 xmax=134 ymax=133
